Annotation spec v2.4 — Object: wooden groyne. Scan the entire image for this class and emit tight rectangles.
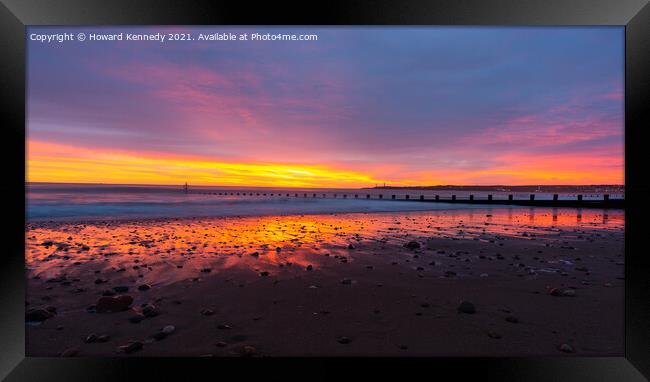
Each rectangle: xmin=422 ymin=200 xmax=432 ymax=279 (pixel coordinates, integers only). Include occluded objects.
xmin=187 ymin=189 xmax=624 ymax=209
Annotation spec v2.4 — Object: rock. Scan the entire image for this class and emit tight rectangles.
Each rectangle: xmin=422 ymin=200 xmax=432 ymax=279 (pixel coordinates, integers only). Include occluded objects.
xmin=217 ymin=324 xmax=232 ymax=330
xmin=119 ymin=341 xmax=143 ymax=354
xmin=215 ymin=341 xmax=228 ymax=347
xmin=250 ymin=252 xmax=260 ymax=257
xmin=162 ymin=325 xmax=175 ymax=335
xmin=505 ymin=315 xmax=519 ymax=323
xmin=549 ymin=287 xmax=576 ymax=297
xmin=347 ymin=244 xmax=355 ymax=250
xmin=337 ymin=336 xmax=351 ymax=344
xmin=102 ymin=289 xmax=116 ymax=296
xmin=487 ymin=330 xmax=502 ymax=339
xmin=404 ymin=241 xmax=421 ymax=249
xmin=97 ymin=335 xmax=110 ymax=343
xmin=137 ymin=284 xmax=151 ymax=291
xmin=457 ymin=301 xmax=476 ymax=314
xmin=96 ymin=295 xmax=133 ymax=313
xmin=60 ymin=348 xmax=79 ymax=357
xmin=142 ymin=304 xmax=159 ymax=317
xmin=444 ymin=271 xmax=457 ymax=277
xmin=127 ymin=312 xmax=145 ymax=323
xmin=558 ymin=343 xmax=575 ymax=353
xmin=200 ymin=268 xmax=211 ymax=273
xmin=26 ymin=308 xmax=53 ymax=322
xmin=480 ymin=273 xmax=489 ymax=277
xmin=201 ymin=309 xmax=215 ymax=316
xmin=240 ymin=345 xmax=258 ymax=357
xmin=259 ymin=271 xmax=269 ymax=277
xmin=94 ymin=278 xmax=108 ymax=284
xmin=340 ymin=278 xmax=353 ymax=285
xmin=152 ymin=332 xmax=167 ymax=341
xmin=306 ymin=265 xmax=313 ymax=271
xmin=84 ymin=334 xmax=98 ymax=343
xmin=113 ymin=286 xmax=129 ymax=293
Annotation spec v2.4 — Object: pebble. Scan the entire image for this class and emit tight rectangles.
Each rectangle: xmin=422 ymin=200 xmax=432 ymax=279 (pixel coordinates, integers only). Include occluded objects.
xmin=505 ymin=315 xmax=519 ymax=324
xmin=96 ymin=295 xmax=133 ymax=313
xmin=142 ymin=304 xmax=160 ymax=317
xmin=340 ymin=278 xmax=353 ymax=285
xmin=259 ymin=271 xmax=269 ymax=277
xmin=201 ymin=309 xmax=215 ymax=316
xmin=129 ymin=313 xmax=145 ymax=324
xmin=306 ymin=265 xmax=313 ymax=271
xmin=457 ymin=301 xmax=476 ymax=314
xmin=84 ymin=334 xmax=98 ymax=343
xmin=113 ymin=286 xmax=129 ymax=293
xmin=119 ymin=341 xmax=143 ymax=354
xmin=162 ymin=325 xmax=175 ymax=335
xmin=558 ymin=343 xmax=575 ymax=353
xmin=337 ymin=336 xmax=351 ymax=344
xmin=240 ymin=345 xmax=258 ymax=357
xmin=25 ymin=308 xmax=54 ymax=322
xmin=60 ymin=348 xmax=79 ymax=357
xmin=487 ymin=330 xmax=502 ymax=339
xmin=97 ymin=335 xmax=110 ymax=343
xmin=217 ymin=324 xmax=232 ymax=330
xmin=404 ymin=241 xmax=421 ymax=249
xmin=137 ymin=284 xmax=151 ymax=291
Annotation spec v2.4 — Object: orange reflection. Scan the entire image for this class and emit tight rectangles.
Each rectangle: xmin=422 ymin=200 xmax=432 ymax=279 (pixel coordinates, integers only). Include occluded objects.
xmin=26 ymin=208 xmax=624 ymax=285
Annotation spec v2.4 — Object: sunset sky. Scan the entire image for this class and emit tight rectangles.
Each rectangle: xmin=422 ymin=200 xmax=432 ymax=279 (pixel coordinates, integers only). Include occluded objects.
xmin=27 ymin=27 xmax=624 ymax=188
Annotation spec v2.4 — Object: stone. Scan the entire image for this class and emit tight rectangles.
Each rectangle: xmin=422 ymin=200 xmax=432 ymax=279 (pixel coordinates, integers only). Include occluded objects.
xmin=119 ymin=341 xmax=143 ymax=354
xmin=558 ymin=343 xmax=575 ymax=353
xmin=337 ymin=336 xmax=351 ymax=344
xmin=201 ymin=309 xmax=215 ymax=316
xmin=25 ymin=308 xmax=53 ymax=322
xmin=129 ymin=313 xmax=145 ymax=324
xmin=96 ymin=295 xmax=133 ymax=313
xmin=505 ymin=315 xmax=519 ymax=324
xmin=340 ymin=278 xmax=353 ymax=285
xmin=97 ymin=335 xmax=110 ymax=343
xmin=60 ymin=348 xmax=79 ymax=357
xmin=457 ymin=301 xmax=476 ymax=314
xmin=240 ymin=345 xmax=257 ymax=357
xmin=137 ymin=284 xmax=151 ymax=291
xmin=162 ymin=325 xmax=175 ymax=335
xmin=259 ymin=271 xmax=269 ymax=277
xmin=347 ymin=244 xmax=355 ymax=250
xmin=487 ymin=330 xmax=502 ymax=339
xmin=142 ymin=304 xmax=159 ymax=317
xmin=113 ymin=286 xmax=129 ymax=293
xmin=217 ymin=324 xmax=232 ymax=330
xmin=404 ymin=241 xmax=421 ymax=249
xmin=84 ymin=334 xmax=98 ymax=343
xmin=306 ymin=265 xmax=313 ymax=271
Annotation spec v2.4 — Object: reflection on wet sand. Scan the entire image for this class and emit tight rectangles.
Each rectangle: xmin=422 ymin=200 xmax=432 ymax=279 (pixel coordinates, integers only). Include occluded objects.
xmin=25 ymin=207 xmax=625 ymax=357
xmin=26 ymin=208 xmax=624 ymax=285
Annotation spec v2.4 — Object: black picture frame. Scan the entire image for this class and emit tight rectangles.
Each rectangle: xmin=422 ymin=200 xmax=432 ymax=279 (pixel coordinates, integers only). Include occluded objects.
xmin=1 ymin=0 xmax=649 ymax=380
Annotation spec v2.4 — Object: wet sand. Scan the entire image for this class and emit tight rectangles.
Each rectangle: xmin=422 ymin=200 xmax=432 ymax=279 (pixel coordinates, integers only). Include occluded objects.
xmin=25 ymin=207 xmax=624 ymax=356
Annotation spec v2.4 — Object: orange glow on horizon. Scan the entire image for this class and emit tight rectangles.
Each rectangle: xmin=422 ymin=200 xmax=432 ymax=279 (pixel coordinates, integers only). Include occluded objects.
xmin=27 ymin=140 xmax=624 ymax=187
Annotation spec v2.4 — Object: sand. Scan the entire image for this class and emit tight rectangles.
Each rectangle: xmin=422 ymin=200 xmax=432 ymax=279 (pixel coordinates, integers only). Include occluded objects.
xmin=25 ymin=207 xmax=624 ymax=356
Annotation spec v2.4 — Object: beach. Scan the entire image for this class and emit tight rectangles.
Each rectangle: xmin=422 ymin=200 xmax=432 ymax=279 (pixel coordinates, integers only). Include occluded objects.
xmin=25 ymin=207 xmax=624 ymax=357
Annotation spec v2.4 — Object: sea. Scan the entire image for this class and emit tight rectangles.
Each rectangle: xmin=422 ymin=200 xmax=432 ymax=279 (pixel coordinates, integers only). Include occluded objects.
xmin=26 ymin=183 xmax=624 ymax=221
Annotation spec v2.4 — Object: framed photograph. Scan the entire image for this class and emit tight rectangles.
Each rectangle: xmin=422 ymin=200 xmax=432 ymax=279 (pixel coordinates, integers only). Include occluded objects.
xmin=1 ymin=0 xmax=649 ymax=380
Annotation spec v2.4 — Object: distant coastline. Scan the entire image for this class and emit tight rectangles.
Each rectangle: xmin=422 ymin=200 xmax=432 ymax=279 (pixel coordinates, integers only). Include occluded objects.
xmin=363 ymin=185 xmax=625 ymax=193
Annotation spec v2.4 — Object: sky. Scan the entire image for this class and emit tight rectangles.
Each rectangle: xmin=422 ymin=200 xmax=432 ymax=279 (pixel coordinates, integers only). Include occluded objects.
xmin=27 ymin=26 xmax=624 ymax=188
